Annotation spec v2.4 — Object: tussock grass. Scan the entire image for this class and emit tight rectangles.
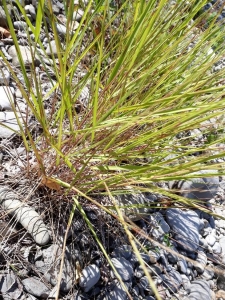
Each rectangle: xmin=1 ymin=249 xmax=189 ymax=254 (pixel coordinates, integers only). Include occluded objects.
xmin=2 ymin=0 xmax=225 ymax=298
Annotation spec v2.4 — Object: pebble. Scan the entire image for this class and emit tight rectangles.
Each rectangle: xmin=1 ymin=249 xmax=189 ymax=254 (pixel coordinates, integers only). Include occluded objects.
xmin=166 ymin=208 xmax=200 ymax=252
xmin=205 ymin=234 xmax=216 ymax=247
xmin=0 ymin=86 xmax=14 ymax=110
xmin=148 ymin=250 xmax=160 ymax=264
xmin=8 ymin=45 xmax=40 ymax=67
xmin=111 ymin=245 xmax=132 ymax=260
xmin=177 ymin=258 xmax=188 ymax=274
xmin=46 ymin=40 xmax=58 ymax=57
xmin=0 ymin=111 xmax=23 ymax=138
xmin=160 ymin=267 xmax=183 ymax=293
xmin=104 ymin=281 xmax=130 ymax=300
xmin=22 ymin=277 xmax=50 ymax=298
xmin=195 ymin=251 xmax=207 ymax=274
xmin=111 ymin=257 xmax=133 ymax=281
xmin=13 ymin=21 xmax=27 ymax=30
xmin=0 ymin=70 xmax=10 ymax=86
xmin=79 ymin=264 xmax=100 ymax=292
xmin=212 ymin=241 xmax=222 ymax=254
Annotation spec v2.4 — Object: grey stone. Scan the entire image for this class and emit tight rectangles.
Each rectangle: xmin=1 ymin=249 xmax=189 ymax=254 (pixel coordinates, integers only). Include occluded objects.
xmin=150 ymin=212 xmax=170 ymax=239
xmin=46 ymin=40 xmax=58 ymax=57
xmin=36 ymin=245 xmax=74 ymax=292
xmin=56 ymin=23 xmax=67 ymax=36
xmin=0 ymin=272 xmax=20 ymax=299
xmin=25 ymin=4 xmax=36 ymax=20
xmin=22 ymin=277 xmax=50 ymax=298
xmin=79 ymin=264 xmax=100 ymax=292
xmin=195 ymin=251 xmax=207 ymax=274
xmin=167 ymin=246 xmax=178 ymax=264
xmin=220 ymin=236 xmax=225 ymax=253
xmin=216 ymin=267 xmax=225 ymax=290
xmin=148 ymin=250 xmax=160 ymax=264
xmin=0 ymin=70 xmax=10 ymax=86
xmin=111 ymin=245 xmax=132 ymax=260
xmin=111 ymin=257 xmax=133 ymax=281
xmin=138 ymin=276 xmax=152 ymax=292
xmin=177 ymin=258 xmax=188 ymax=274
xmin=205 ymin=234 xmax=216 ymax=247
xmin=188 ymin=280 xmax=214 ymax=300
xmin=8 ymin=46 xmax=40 ymax=67
xmin=201 ymin=267 xmax=214 ymax=281
xmin=0 ymin=86 xmax=14 ymax=110
xmin=0 ymin=5 xmax=12 ymax=27
xmin=160 ymin=267 xmax=183 ymax=293
xmin=13 ymin=21 xmax=27 ymax=30
xmin=212 ymin=241 xmax=222 ymax=254
xmin=104 ymin=281 xmax=130 ymax=300
xmin=180 ymin=170 xmax=219 ymax=201
xmin=166 ymin=208 xmax=200 ymax=252
xmin=73 ymin=8 xmax=84 ymax=21
xmin=115 ymin=192 xmax=151 ymax=221
xmin=0 ymin=111 xmax=24 ymax=138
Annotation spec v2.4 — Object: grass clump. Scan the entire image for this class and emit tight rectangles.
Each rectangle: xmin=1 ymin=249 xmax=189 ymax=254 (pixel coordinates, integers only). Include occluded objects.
xmin=2 ymin=0 xmax=225 ymax=298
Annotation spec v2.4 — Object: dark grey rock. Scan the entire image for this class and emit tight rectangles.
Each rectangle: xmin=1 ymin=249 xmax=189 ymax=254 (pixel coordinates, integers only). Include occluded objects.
xmin=111 ymin=245 xmax=132 ymax=260
xmin=79 ymin=264 xmax=100 ymax=292
xmin=111 ymin=257 xmax=133 ymax=281
xmin=177 ymin=258 xmax=188 ymax=274
xmin=22 ymin=277 xmax=50 ymax=298
xmin=138 ymin=276 xmax=152 ymax=292
xmin=104 ymin=281 xmax=130 ymax=300
xmin=180 ymin=170 xmax=219 ymax=201
xmin=160 ymin=267 xmax=183 ymax=293
xmin=167 ymin=246 xmax=179 ymax=264
xmin=166 ymin=208 xmax=200 ymax=252
xmin=148 ymin=250 xmax=160 ymax=264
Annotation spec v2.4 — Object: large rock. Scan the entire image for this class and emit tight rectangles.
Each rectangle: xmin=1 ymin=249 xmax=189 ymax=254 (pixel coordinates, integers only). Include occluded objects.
xmin=187 ymin=280 xmax=215 ymax=300
xmin=111 ymin=257 xmax=133 ymax=282
xmin=166 ymin=208 xmax=200 ymax=252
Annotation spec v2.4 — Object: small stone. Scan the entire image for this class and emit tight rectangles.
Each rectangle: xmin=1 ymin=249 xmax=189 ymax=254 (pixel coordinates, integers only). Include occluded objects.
xmin=0 ymin=86 xmax=14 ymax=110
xmin=22 ymin=277 xmax=50 ymax=298
xmin=148 ymin=250 xmax=160 ymax=264
xmin=0 ymin=111 xmax=24 ymax=138
xmin=177 ymin=258 xmax=188 ymax=274
xmin=73 ymin=9 xmax=84 ymax=21
xmin=79 ymin=264 xmax=100 ymax=292
xmin=205 ymin=234 xmax=216 ymax=247
xmin=167 ymin=246 xmax=178 ymax=264
xmin=56 ymin=24 xmax=67 ymax=36
xmin=195 ymin=251 xmax=207 ymax=274
xmin=138 ymin=276 xmax=152 ymax=292
xmin=46 ymin=40 xmax=58 ymax=57
xmin=0 ymin=70 xmax=10 ymax=85
xmin=220 ymin=236 xmax=225 ymax=253
xmin=111 ymin=257 xmax=133 ymax=282
xmin=105 ymin=281 xmax=130 ymax=300
xmin=13 ymin=21 xmax=27 ymax=30
xmin=160 ymin=267 xmax=183 ymax=293
xmin=212 ymin=241 xmax=222 ymax=254
xmin=8 ymin=46 xmax=40 ymax=67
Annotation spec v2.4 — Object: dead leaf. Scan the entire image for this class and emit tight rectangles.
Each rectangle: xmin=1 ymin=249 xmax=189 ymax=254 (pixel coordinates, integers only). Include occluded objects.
xmin=41 ymin=176 xmax=61 ymax=191
xmin=0 ymin=27 xmax=11 ymax=38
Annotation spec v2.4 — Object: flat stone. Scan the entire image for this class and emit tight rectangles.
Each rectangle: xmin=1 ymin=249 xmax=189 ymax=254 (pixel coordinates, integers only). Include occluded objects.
xmin=166 ymin=208 xmax=200 ymax=252
xmin=79 ymin=264 xmax=100 ymax=292
xmin=111 ymin=257 xmax=133 ymax=282
xmin=180 ymin=170 xmax=219 ymax=201
xmin=22 ymin=277 xmax=50 ymax=298
xmin=8 ymin=46 xmax=40 ymax=67
xmin=0 ymin=86 xmax=14 ymax=110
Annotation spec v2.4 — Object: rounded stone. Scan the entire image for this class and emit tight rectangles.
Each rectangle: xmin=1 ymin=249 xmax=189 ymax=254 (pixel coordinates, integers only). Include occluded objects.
xmin=79 ymin=264 xmax=100 ymax=292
